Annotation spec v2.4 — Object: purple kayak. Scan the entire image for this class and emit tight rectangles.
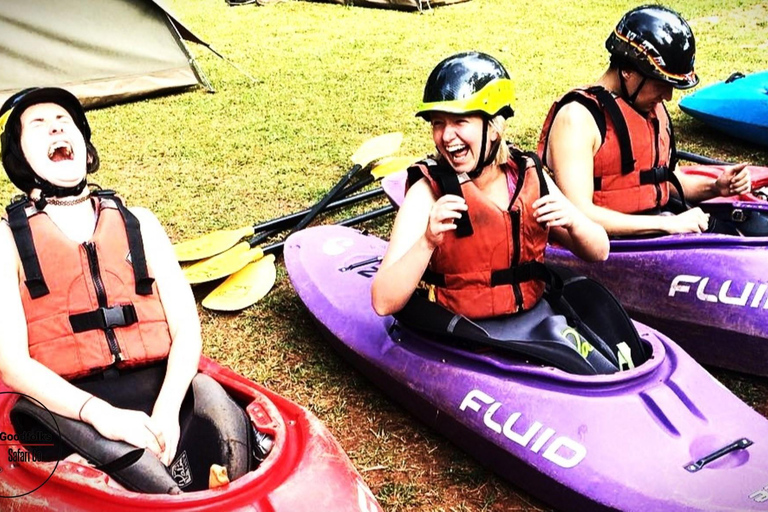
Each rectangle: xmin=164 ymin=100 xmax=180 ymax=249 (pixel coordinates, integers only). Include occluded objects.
xmin=382 ymin=171 xmax=768 ymax=377
xmin=285 ymin=224 xmax=768 ymax=512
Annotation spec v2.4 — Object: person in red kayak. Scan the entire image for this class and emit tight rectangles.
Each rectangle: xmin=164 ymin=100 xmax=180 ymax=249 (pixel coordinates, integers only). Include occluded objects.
xmin=538 ymin=4 xmax=752 ymax=237
xmin=371 ymin=53 xmax=646 ymax=375
xmin=0 ymin=87 xmax=269 ymax=493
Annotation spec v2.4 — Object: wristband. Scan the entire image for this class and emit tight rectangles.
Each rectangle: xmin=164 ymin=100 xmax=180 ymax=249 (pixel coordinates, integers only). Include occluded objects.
xmin=78 ymin=395 xmax=95 ymax=422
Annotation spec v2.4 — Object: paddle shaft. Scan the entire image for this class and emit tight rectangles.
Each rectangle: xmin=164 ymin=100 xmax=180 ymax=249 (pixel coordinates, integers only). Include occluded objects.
xmin=250 ymin=184 xmax=382 ymax=241
xmin=261 ymin=204 xmax=395 ymax=257
xmin=291 ymin=163 xmax=368 ymax=234
xmin=676 ymin=150 xmax=729 ymax=166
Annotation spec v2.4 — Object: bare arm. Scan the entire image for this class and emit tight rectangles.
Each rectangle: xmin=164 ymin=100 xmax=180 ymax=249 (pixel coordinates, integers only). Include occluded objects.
xmin=675 ymin=163 xmax=751 ymax=203
xmin=537 ymin=174 xmax=609 ymax=261
xmin=546 ymin=102 xmax=708 ymax=236
xmin=132 ymin=207 xmax=202 ymax=465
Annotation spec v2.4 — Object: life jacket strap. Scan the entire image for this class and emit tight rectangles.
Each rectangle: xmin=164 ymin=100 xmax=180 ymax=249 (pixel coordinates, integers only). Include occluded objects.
xmin=92 ymin=190 xmax=154 ymax=295
xmin=593 ymin=165 xmax=672 ymax=191
xmin=5 ymin=198 xmax=49 ymax=298
xmin=586 ymin=87 xmax=635 ymax=175
xmin=430 ymin=166 xmax=474 ymax=237
xmin=69 ymin=304 xmax=138 ymax=333
xmin=490 ymin=260 xmax=558 ymax=289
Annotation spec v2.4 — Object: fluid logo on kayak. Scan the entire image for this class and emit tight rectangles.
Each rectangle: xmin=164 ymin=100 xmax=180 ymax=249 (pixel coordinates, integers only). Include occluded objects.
xmin=668 ymin=275 xmax=768 ymax=309
xmin=459 ymin=389 xmax=586 ymax=469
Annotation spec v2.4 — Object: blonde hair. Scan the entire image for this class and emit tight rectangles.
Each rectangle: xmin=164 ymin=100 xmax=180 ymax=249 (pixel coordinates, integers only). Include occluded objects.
xmin=489 ymin=115 xmax=511 ymax=166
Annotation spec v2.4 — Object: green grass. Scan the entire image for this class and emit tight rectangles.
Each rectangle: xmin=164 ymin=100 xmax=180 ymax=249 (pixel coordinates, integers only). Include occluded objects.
xmin=6 ymin=0 xmax=768 ymax=509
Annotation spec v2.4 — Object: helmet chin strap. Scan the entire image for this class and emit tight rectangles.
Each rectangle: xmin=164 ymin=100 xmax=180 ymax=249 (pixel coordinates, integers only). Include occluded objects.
xmin=32 ymin=178 xmax=88 ymax=209
xmin=467 ymin=118 xmax=501 ymax=180
xmin=618 ymin=67 xmax=647 ymax=108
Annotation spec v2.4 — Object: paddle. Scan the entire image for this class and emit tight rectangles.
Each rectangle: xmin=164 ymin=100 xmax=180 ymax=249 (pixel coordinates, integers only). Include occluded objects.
xmin=173 ymin=150 xmax=410 ymax=262
xmin=184 ymin=202 xmax=395 ymax=285
xmin=201 ymin=205 xmax=395 ymax=311
xmin=676 ymin=150 xmax=729 ymax=166
xmin=288 ymin=132 xmax=402 ymax=235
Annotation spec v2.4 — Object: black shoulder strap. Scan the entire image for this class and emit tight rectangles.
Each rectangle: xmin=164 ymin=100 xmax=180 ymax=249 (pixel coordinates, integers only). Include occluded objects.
xmin=405 ymin=160 xmax=431 ymax=189
xmin=586 ymin=87 xmax=635 ymax=175
xmin=5 ymin=198 xmax=49 ymax=298
xmin=660 ymin=104 xmax=688 ymax=209
xmin=521 ymin=150 xmax=549 ymax=198
xmin=93 ymin=190 xmax=154 ymax=295
xmin=425 ymin=162 xmax=474 ymax=238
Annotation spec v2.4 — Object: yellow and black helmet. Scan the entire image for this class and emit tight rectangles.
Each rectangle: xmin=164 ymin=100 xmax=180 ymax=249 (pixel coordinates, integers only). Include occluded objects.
xmin=416 ymin=52 xmax=515 ymax=120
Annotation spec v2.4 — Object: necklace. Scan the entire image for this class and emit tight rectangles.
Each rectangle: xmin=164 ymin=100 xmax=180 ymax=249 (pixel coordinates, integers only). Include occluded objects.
xmin=44 ymin=194 xmax=91 ymax=206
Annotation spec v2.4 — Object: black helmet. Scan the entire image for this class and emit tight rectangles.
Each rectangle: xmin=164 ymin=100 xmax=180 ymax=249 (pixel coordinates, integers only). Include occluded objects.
xmin=416 ymin=51 xmax=515 ymax=120
xmin=606 ymin=5 xmax=699 ymax=89
xmin=0 ymin=87 xmax=98 ymax=196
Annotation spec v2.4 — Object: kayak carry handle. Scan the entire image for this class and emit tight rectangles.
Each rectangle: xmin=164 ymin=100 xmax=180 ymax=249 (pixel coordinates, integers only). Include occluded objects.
xmin=339 ymin=256 xmax=382 ymax=272
xmin=684 ymin=438 xmax=753 ymax=473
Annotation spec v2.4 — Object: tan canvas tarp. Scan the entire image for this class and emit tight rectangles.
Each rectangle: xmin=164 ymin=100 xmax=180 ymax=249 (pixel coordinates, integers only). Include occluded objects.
xmin=305 ymin=0 xmax=471 ymax=11
xmin=0 ymin=0 xmax=211 ymax=108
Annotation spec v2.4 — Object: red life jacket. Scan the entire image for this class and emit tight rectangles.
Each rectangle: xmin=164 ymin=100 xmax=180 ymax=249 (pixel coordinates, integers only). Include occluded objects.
xmin=6 ymin=193 xmax=172 ymax=380
xmin=538 ymin=86 xmax=674 ymax=214
xmin=408 ymin=151 xmax=550 ymax=319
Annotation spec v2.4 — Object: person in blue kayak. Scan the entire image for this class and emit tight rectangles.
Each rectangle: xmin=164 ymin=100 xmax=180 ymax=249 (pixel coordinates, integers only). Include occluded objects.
xmin=371 ymin=53 xmax=646 ymax=375
xmin=538 ymin=4 xmax=752 ymax=237
xmin=0 ymin=87 xmax=269 ymax=493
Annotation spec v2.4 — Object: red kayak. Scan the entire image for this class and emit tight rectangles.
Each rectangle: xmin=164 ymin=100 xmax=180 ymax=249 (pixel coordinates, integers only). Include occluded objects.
xmin=0 ymin=357 xmax=381 ymax=511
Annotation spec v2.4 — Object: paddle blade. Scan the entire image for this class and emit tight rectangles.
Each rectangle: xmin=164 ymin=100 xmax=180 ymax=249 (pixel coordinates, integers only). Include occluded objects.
xmin=350 ymin=132 xmax=403 ymax=168
xmin=202 ymin=255 xmax=277 ymax=311
xmin=371 ymin=155 xmax=417 ymax=180
xmin=183 ymin=242 xmax=265 ymax=284
xmin=174 ymin=226 xmax=254 ymax=262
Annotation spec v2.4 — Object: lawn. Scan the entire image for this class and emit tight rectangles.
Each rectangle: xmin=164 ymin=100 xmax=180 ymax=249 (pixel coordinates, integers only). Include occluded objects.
xmin=8 ymin=0 xmax=768 ymax=509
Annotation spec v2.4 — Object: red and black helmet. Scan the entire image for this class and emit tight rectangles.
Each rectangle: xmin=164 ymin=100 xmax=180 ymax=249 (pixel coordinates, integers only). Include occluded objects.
xmin=606 ymin=5 xmax=699 ymax=90
xmin=0 ymin=87 xmax=98 ymax=196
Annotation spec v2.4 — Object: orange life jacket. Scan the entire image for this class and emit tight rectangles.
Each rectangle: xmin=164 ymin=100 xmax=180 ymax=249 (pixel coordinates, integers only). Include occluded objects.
xmin=538 ymin=86 xmax=674 ymax=214
xmin=408 ymin=150 xmax=550 ymax=319
xmin=6 ymin=193 xmax=172 ymax=380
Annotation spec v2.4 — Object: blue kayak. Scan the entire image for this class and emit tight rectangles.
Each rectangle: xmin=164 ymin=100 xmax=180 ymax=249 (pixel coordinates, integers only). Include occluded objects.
xmin=679 ymin=71 xmax=768 ymax=147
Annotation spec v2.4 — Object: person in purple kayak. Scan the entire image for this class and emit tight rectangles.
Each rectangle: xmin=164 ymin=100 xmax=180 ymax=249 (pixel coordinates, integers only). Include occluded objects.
xmin=0 ymin=87 xmax=269 ymax=493
xmin=371 ymin=53 xmax=647 ymax=375
xmin=538 ymin=4 xmax=752 ymax=237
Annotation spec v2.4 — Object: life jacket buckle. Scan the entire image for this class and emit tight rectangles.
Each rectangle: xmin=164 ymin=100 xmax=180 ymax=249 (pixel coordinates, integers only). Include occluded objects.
xmin=101 ymin=305 xmax=137 ymax=329
xmin=650 ymin=165 xmax=669 ymax=184
xmin=70 ymin=304 xmax=138 ymax=333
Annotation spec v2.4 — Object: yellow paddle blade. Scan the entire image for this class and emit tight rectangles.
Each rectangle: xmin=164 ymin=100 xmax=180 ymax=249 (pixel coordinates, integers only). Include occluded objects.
xmin=183 ymin=242 xmax=265 ymax=284
xmin=350 ymin=132 xmax=403 ymax=168
xmin=371 ymin=155 xmax=417 ymax=179
xmin=202 ymin=255 xmax=277 ymax=311
xmin=174 ymin=226 xmax=254 ymax=262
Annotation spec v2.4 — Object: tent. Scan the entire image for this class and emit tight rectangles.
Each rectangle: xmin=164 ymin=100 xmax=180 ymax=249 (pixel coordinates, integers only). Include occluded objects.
xmin=299 ymin=0 xmax=471 ymax=11
xmin=0 ymin=0 xmax=213 ymax=109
